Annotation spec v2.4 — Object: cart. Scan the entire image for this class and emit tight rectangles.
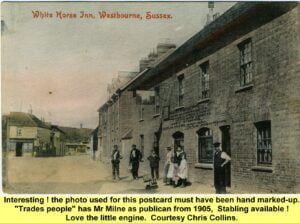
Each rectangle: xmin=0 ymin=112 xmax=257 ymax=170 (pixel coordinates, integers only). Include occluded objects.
xmin=143 ymin=174 xmax=158 ymax=190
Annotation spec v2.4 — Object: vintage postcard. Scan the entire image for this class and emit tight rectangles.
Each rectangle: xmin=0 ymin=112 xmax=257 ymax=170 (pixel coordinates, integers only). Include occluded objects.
xmin=1 ymin=1 xmax=299 ymax=195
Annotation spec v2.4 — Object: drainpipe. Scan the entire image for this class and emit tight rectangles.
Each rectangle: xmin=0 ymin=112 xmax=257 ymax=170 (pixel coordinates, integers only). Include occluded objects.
xmin=117 ymin=93 xmax=120 ymax=152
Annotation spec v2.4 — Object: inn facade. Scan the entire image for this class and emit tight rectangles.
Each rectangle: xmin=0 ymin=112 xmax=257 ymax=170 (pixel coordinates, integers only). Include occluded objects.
xmin=97 ymin=2 xmax=300 ymax=193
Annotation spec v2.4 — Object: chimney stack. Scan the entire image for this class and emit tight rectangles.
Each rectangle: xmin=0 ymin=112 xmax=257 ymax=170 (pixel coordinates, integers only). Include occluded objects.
xmin=156 ymin=41 xmax=176 ymax=57
xmin=139 ymin=40 xmax=176 ymax=72
xmin=206 ymin=2 xmax=214 ymax=25
xmin=206 ymin=2 xmax=220 ymax=26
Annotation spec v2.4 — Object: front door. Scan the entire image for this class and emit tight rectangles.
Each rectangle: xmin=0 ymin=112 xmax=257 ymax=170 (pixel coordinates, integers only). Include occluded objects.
xmin=16 ymin=142 xmax=23 ymax=157
xmin=172 ymin=132 xmax=184 ymax=151
xmin=220 ymin=125 xmax=231 ymax=187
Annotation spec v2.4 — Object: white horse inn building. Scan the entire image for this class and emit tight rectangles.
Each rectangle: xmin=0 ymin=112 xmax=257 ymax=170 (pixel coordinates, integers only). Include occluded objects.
xmin=97 ymin=2 xmax=300 ymax=193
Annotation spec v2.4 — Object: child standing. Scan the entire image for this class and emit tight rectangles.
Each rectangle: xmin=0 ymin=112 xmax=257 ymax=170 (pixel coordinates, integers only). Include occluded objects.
xmin=147 ymin=150 xmax=160 ymax=183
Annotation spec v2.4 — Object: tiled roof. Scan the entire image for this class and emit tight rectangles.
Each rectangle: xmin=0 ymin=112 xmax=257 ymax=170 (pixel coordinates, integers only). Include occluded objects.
xmin=125 ymin=2 xmax=298 ymax=90
xmin=59 ymin=126 xmax=93 ymax=143
xmin=7 ymin=112 xmax=50 ymax=129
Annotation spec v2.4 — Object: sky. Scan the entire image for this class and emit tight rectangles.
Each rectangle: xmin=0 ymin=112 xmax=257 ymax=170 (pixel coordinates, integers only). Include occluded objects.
xmin=1 ymin=1 xmax=234 ymax=129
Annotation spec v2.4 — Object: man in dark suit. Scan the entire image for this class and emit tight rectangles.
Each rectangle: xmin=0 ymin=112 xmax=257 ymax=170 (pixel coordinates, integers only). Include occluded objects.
xmin=129 ymin=144 xmax=142 ymax=180
xmin=213 ymin=142 xmax=231 ymax=194
xmin=111 ymin=145 xmax=122 ymax=180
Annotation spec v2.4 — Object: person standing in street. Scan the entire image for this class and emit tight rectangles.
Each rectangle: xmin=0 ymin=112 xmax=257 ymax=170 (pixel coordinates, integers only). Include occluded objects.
xmin=175 ymin=146 xmax=186 ymax=166
xmin=170 ymin=146 xmax=185 ymax=187
xmin=129 ymin=144 xmax=143 ymax=180
xmin=111 ymin=145 xmax=122 ymax=181
xmin=147 ymin=150 xmax=160 ymax=183
xmin=213 ymin=142 xmax=231 ymax=194
xmin=177 ymin=153 xmax=188 ymax=188
xmin=166 ymin=148 xmax=175 ymax=186
xmin=173 ymin=146 xmax=186 ymax=187
xmin=164 ymin=146 xmax=173 ymax=184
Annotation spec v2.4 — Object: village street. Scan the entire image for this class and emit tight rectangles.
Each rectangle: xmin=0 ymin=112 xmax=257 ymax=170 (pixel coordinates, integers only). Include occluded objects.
xmin=4 ymin=155 xmax=217 ymax=194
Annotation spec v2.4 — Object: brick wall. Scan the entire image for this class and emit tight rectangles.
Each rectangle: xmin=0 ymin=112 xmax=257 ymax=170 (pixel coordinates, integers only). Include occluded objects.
xmin=97 ymin=5 xmax=299 ymax=192
xmin=155 ymin=6 xmax=299 ymax=193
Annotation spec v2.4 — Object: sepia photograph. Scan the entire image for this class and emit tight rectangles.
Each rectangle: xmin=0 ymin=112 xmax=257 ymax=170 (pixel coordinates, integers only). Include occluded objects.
xmin=1 ymin=1 xmax=299 ymax=194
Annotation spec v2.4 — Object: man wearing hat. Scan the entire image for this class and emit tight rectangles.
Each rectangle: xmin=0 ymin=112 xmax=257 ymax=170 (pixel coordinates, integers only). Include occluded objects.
xmin=129 ymin=144 xmax=143 ymax=180
xmin=213 ymin=142 xmax=231 ymax=194
xmin=111 ymin=145 xmax=122 ymax=180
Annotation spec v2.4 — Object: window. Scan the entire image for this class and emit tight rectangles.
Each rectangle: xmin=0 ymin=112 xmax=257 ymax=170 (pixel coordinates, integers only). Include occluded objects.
xmin=154 ymin=87 xmax=160 ymax=114
xmin=50 ymin=131 xmax=54 ymax=145
xmin=140 ymin=135 xmax=144 ymax=156
xmin=103 ymin=113 xmax=107 ymax=125
xmin=99 ymin=137 xmax=102 ymax=147
xmin=197 ymin=128 xmax=213 ymax=163
xmin=255 ymin=121 xmax=272 ymax=165
xmin=139 ymin=105 xmax=144 ymax=120
xmin=99 ymin=114 xmax=103 ymax=125
xmin=172 ymin=131 xmax=184 ymax=151
xmin=200 ymin=61 xmax=209 ymax=99
xmin=17 ymin=128 xmax=22 ymax=137
xmin=162 ymin=106 xmax=170 ymax=120
xmin=111 ymin=107 xmax=114 ymax=129
xmin=112 ymin=103 xmax=115 ymax=114
xmin=238 ymin=39 xmax=252 ymax=86
xmin=178 ymin=75 xmax=184 ymax=107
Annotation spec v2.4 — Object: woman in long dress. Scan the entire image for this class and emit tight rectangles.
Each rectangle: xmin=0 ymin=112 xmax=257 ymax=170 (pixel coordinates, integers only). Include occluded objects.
xmin=177 ymin=154 xmax=188 ymax=187
xmin=166 ymin=149 xmax=179 ymax=186
xmin=164 ymin=147 xmax=173 ymax=184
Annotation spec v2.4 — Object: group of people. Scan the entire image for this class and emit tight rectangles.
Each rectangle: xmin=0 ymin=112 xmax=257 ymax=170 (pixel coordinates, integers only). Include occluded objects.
xmin=111 ymin=144 xmax=144 ymax=181
xmin=110 ymin=142 xmax=231 ymax=193
xmin=164 ymin=146 xmax=188 ymax=188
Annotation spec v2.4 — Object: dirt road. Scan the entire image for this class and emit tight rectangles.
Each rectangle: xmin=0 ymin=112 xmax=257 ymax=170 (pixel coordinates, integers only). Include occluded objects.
xmin=4 ymin=155 xmax=216 ymax=194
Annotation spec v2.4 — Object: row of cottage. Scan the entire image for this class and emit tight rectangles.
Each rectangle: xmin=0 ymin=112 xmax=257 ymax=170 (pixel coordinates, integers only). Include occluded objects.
xmin=2 ymin=112 xmax=92 ymax=157
xmin=95 ymin=2 xmax=300 ymax=193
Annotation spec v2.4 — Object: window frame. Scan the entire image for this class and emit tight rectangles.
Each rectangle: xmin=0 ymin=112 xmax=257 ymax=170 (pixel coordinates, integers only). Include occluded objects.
xmin=177 ymin=74 xmax=184 ymax=107
xmin=16 ymin=128 xmax=22 ymax=137
xmin=238 ymin=38 xmax=253 ymax=86
xmin=197 ymin=128 xmax=213 ymax=163
xmin=154 ymin=87 xmax=160 ymax=115
xmin=99 ymin=137 xmax=102 ymax=147
xmin=255 ymin=121 xmax=272 ymax=166
xmin=162 ymin=106 xmax=170 ymax=120
xmin=200 ymin=61 xmax=210 ymax=99
xmin=139 ymin=104 xmax=144 ymax=120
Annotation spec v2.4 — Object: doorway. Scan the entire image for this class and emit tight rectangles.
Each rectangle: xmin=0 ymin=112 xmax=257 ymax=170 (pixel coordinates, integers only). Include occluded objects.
xmin=220 ymin=125 xmax=231 ymax=187
xmin=16 ymin=142 xmax=23 ymax=157
xmin=172 ymin=131 xmax=184 ymax=151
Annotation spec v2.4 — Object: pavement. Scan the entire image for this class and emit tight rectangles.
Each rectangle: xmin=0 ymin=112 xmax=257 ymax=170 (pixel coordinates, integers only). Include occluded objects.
xmin=3 ymin=154 xmax=217 ymax=194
